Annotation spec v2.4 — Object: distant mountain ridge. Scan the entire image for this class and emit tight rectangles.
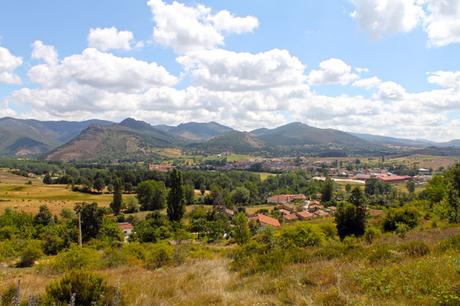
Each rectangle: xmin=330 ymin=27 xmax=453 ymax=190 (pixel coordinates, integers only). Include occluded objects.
xmin=253 ymin=122 xmax=372 ymax=147
xmin=0 ymin=117 xmax=113 ymax=156
xmin=0 ymin=116 xmax=459 ymax=160
xmin=155 ymin=121 xmax=234 ymax=141
xmin=351 ymin=132 xmax=435 ymax=148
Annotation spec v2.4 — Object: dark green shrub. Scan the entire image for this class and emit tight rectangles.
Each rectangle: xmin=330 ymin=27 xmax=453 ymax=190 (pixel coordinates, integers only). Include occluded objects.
xmin=45 ymin=270 xmax=120 ymax=306
xmin=383 ymin=207 xmax=419 ymax=232
xmin=17 ymin=242 xmax=43 ymax=267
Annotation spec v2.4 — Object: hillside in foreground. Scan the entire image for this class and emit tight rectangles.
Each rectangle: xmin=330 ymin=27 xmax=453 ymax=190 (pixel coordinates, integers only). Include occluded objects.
xmin=0 ymin=161 xmax=460 ymax=305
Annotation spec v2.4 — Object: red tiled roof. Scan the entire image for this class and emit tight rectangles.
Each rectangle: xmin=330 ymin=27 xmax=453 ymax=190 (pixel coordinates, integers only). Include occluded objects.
xmin=284 ymin=213 xmax=298 ymax=221
xmin=117 ymin=222 xmax=134 ymax=230
xmin=257 ymin=214 xmax=281 ymax=228
xmin=377 ymin=175 xmax=411 ymax=182
xmin=278 ymin=209 xmax=291 ymax=215
xmin=314 ymin=210 xmax=329 ymax=217
xmin=296 ymin=211 xmax=314 ymax=220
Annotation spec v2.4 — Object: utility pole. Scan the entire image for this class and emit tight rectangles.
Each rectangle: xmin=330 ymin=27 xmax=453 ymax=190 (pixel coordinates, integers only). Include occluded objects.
xmin=78 ymin=212 xmax=82 ymax=247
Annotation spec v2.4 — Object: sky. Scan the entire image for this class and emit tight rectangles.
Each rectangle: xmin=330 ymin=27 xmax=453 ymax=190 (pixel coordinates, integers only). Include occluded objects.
xmin=0 ymin=0 xmax=460 ymax=141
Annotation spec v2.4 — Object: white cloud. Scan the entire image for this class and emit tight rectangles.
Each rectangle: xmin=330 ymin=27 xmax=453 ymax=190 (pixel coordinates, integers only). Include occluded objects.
xmin=428 ymin=70 xmax=460 ymax=88
xmin=31 ymin=41 xmax=58 ymax=65
xmin=27 ymin=47 xmax=177 ymax=93
xmin=350 ymin=0 xmax=460 ymax=47
xmin=377 ymin=81 xmax=406 ymax=100
xmin=88 ymin=27 xmax=134 ymax=51
xmin=177 ymin=48 xmax=306 ymax=91
xmin=424 ymin=0 xmax=460 ymax=47
xmin=352 ymin=76 xmax=382 ymax=89
xmin=0 ymin=46 xmax=22 ymax=84
xmin=147 ymin=0 xmax=258 ymax=53
xmin=209 ymin=10 xmax=259 ymax=33
xmin=350 ymin=0 xmax=424 ymax=37
xmin=307 ymin=58 xmax=358 ymax=85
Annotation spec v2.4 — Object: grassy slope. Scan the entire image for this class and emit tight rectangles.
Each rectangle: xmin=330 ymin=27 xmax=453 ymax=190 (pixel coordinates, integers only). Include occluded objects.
xmin=2 ymin=222 xmax=460 ymax=305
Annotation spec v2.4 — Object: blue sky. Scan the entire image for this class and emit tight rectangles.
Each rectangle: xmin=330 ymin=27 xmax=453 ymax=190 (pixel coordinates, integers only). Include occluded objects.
xmin=0 ymin=0 xmax=460 ymax=140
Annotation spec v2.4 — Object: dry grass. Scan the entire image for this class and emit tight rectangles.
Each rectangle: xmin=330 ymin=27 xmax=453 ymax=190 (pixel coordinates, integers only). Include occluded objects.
xmin=0 ymin=169 xmax=136 ymax=214
xmin=3 ymin=225 xmax=460 ymax=305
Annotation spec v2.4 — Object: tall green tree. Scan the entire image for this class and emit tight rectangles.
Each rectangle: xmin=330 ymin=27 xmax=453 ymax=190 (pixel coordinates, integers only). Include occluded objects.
xmin=230 ymin=186 xmax=250 ymax=205
xmin=321 ymin=177 xmax=334 ymax=203
xmin=407 ymin=179 xmax=416 ymax=194
xmin=445 ymin=184 xmax=460 ymax=223
xmin=167 ymin=169 xmax=185 ymax=222
xmin=34 ymin=205 xmax=54 ymax=226
xmin=233 ymin=212 xmax=250 ymax=245
xmin=183 ymin=184 xmax=195 ymax=205
xmin=110 ymin=178 xmax=123 ymax=215
xmin=136 ymin=180 xmax=167 ymax=211
xmin=93 ymin=178 xmax=105 ymax=193
xmin=335 ymin=187 xmax=367 ymax=239
xmin=74 ymin=202 xmax=104 ymax=242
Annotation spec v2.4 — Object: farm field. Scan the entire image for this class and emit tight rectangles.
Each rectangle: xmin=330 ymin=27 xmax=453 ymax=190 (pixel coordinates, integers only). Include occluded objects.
xmin=0 ymin=169 xmax=128 ymax=214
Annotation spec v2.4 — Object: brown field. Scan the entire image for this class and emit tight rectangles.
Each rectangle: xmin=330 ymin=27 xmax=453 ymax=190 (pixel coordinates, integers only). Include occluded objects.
xmin=386 ymin=155 xmax=460 ymax=170
xmin=0 ymin=169 xmax=135 ymax=214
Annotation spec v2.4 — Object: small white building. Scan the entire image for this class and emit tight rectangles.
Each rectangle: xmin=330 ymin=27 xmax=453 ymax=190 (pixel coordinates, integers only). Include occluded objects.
xmin=117 ymin=222 xmax=134 ymax=242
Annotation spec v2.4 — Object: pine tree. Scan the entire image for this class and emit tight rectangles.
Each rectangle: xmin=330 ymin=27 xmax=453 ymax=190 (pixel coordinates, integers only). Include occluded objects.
xmin=167 ymin=169 xmax=185 ymax=222
xmin=110 ymin=179 xmax=123 ymax=215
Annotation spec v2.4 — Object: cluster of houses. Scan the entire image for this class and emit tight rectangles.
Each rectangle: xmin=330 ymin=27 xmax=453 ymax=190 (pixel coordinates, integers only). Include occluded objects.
xmin=246 ymin=194 xmax=335 ymax=228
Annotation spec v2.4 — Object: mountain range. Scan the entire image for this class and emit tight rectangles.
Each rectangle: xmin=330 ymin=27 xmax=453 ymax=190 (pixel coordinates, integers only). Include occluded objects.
xmin=0 ymin=117 xmax=459 ymax=161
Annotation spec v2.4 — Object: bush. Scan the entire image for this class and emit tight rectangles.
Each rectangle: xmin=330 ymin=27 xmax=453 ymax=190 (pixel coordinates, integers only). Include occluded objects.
xmin=52 ymin=245 xmax=100 ymax=272
xmin=45 ymin=270 xmax=121 ymax=306
xmin=319 ymin=223 xmax=338 ymax=240
xmin=383 ymin=207 xmax=419 ymax=232
xmin=400 ymin=241 xmax=430 ymax=257
xmin=278 ymin=223 xmax=324 ymax=248
xmin=145 ymin=242 xmax=173 ymax=269
xmin=1 ymin=284 xmax=17 ymax=306
xmin=364 ymin=226 xmax=381 ymax=244
xmin=367 ymin=244 xmax=399 ymax=263
xmin=100 ymin=246 xmax=128 ymax=268
xmin=17 ymin=242 xmax=43 ymax=267
xmin=439 ymin=234 xmax=460 ymax=252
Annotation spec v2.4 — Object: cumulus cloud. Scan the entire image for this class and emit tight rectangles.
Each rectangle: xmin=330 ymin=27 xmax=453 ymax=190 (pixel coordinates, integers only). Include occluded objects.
xmin=147 ymin=0 xmax=258 ymax=53
xmin=424 ymin=0 xmax=460 ymax=47
xmin=350 ymin=0 xmax=424 ymax=37
xmin=27 ymin=47 xmax=177 ymax=93
xmin=0 ymin=46 xmax=22 ymax=84
xmin=352 ymin=76 xmax=382 ymax=89
xmin=377 ymin=81 xmax=406 ymax=100
xmin=428 ymin=70 xmax=460 ymax=88
xmin=31 ymin=41 xmax=58 ymax=65
xmin=350 ymin=0 xmax=460 ymax=47
xmin=88 ymin=27 xmax=134 ymax=51
xmin=307 ymin=58 xmax=358 ymax=85
xmin=177 ymin=48 xmax=306 ymax=91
